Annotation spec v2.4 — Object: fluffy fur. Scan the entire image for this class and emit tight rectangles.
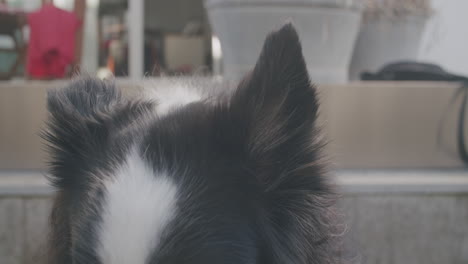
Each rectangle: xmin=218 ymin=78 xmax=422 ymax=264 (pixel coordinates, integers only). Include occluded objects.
xmin=42 ymin=24 xmax=342 ymax=264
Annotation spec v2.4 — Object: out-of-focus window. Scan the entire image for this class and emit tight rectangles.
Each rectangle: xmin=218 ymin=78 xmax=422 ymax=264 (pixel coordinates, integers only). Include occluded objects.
xmin=98 ymin=1 xmax=128 ymax=77
xmin=140 ymin=0 xmax=211 ymax=77
xmin=0 ymin=0 xmax=213 ymax=80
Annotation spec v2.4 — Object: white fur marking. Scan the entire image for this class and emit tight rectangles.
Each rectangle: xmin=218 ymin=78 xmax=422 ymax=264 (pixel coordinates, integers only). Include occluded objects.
xmin=146 ymin=85 xmax=202 ymax=116
xmin=98 ymin=149 xmax=177 ymax=264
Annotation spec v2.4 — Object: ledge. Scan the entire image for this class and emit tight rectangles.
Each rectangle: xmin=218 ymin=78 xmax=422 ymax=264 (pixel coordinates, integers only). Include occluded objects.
xmin=0 ymin=171 xmax=52 ymax=197
xmin=1 ymin=79 xmax=465 ymax=169
xmin=0 ymin=169 xmax=467 ymax=197
xmin=336 ymin=169 xmax=468 ymax=194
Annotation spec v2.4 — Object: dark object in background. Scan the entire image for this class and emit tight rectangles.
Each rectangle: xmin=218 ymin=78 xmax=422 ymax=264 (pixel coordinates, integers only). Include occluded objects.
xmin=362 ymin=61 xmax=468 ymax=82
xmin=362 ymin=61 xmax=468 ymax=166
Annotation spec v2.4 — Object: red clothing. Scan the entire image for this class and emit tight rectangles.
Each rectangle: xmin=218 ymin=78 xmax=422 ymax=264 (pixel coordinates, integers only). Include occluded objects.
xmin=27 ymin=4 xmax=81 ymax=78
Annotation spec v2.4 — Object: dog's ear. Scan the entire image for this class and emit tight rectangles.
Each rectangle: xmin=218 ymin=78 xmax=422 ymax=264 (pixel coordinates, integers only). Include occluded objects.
xmin=43 ymin=79 xmax=122 ymax=264
xmin=42 ymin=78 xmax=152 ymax=189
xmin=46 ymin=78 xmax=121 ymax=120
xmin=229 ymin=24 xmax=337 ymax=264
xmin=230 ymin=23 xmax=323 ymax=189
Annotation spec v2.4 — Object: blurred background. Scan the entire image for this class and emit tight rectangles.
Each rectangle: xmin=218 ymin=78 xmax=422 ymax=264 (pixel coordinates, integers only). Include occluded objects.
xmin=0 ymin=0 xmax=467 ymax=263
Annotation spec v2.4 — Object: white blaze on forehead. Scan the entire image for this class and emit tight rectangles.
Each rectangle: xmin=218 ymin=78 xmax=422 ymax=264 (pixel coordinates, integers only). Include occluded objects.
xmin=98 ymin=149 xmax=177 ymax=264
xmin=145 ymin=84 xmax=202 ymax=116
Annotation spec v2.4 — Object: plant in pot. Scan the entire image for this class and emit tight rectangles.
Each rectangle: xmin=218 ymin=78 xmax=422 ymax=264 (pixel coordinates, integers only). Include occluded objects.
xmin=349 ymin=0 xmax=432 ymax=80
xmin=204 ymin=0 xmax=363 ymax=83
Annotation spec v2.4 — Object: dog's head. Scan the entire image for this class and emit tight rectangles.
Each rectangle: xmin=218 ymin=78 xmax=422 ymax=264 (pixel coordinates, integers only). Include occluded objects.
xmin=43 ymin=24 xmax=339 ymax=264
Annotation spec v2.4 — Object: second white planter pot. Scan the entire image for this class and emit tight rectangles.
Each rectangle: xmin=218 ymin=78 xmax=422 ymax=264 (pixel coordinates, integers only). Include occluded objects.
xmin=205 ymin=0 xmax=362 ymax=83
xmin=349 ymin=15 xmax=428 ymax=80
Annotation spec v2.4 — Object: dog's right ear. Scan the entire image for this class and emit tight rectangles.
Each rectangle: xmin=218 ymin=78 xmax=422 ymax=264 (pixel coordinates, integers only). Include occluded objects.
xmin=46 ymin=78 xmax=121 ymax=120
xmin=43 ymin=78 xmax=124 ymax=264
xmin=42 ymin=78 xmax=152 ymax=189
xmin=43 ymin=78 xmax=122 ymax=189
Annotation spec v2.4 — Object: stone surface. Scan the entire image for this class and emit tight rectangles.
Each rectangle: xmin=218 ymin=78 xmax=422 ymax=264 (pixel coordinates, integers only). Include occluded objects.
xmin=1 ymin=172 xmax=468 ymax=264
xmin=0 ymin=199 xmax=24 ymax=264
xmin=341 ymin=194 xmax=468 ymax=264
xmin=24 ymin=198 xmax=52 ymax=264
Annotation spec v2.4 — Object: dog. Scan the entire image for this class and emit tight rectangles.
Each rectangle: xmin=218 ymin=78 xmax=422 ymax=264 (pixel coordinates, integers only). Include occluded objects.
xmin=43 ymin=24 xmax=341 ymax=264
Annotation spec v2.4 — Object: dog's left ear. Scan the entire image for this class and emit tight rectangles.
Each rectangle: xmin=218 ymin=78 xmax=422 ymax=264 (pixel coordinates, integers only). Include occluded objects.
xmin=230 ymin=23 xmax=321 ymax=188
xmin=229 ymin=24 xmax=335 ymax=264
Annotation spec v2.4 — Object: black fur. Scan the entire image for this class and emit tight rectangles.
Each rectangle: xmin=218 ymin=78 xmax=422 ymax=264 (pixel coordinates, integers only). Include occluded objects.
xmin=43 ymin=23 xmax=341 ymax=264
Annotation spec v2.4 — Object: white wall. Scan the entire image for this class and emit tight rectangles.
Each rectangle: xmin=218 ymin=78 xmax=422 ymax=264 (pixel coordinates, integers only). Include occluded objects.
xmin=419 ymin=0 xmax=468 ymax=75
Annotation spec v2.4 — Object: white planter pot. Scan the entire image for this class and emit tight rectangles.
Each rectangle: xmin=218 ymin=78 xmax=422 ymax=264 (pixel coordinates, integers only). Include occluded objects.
xmin=349 ymin=15 xmax=428 ymax=80
xmin=205 ymin=0 xmax=362 ymax=83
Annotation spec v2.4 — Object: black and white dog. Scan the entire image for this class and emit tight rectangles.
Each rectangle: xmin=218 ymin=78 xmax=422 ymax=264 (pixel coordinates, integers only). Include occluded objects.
xmin=43 ymin=24 xmax=341 ymax=264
